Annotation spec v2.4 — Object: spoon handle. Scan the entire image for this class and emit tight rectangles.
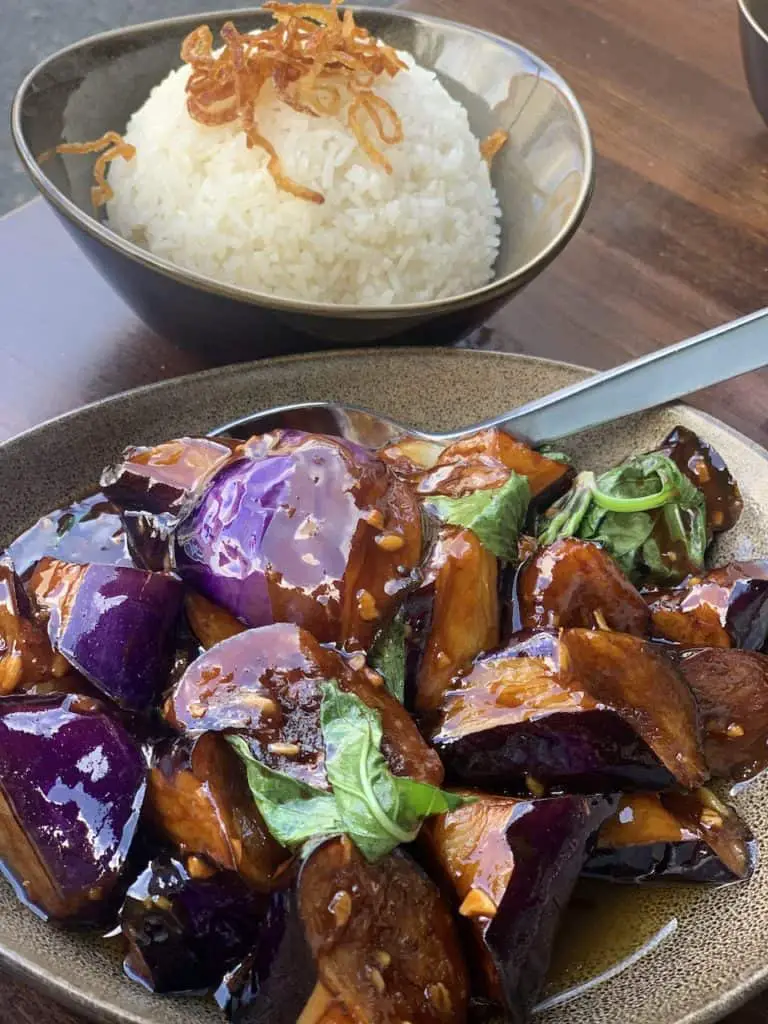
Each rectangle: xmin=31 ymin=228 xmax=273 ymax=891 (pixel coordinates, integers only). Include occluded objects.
xmin=468 ymin=307 xmax=768 ymax=445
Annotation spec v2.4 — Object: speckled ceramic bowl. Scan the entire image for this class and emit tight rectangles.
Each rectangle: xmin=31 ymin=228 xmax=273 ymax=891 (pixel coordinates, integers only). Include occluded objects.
xmin=11 ymin=8 xmax=593 ymax=356
xmin=0 ymin=349 xmax=767 ymax=1024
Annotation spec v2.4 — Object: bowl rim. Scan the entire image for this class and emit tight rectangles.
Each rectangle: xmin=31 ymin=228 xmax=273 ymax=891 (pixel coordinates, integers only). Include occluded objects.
xmin=10 ymin=5 xmax=595 ymax=320
xmin=738 ymin=0 xmax=768 ymax=44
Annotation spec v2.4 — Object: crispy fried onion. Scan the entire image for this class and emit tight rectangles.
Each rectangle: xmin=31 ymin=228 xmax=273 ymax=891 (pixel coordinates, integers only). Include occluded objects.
xmin=39 ymin=131 xmax=136 ymax=208
xmin=480 ymin=128 xmax=509 ymax=166
xmin=181 ymin=1 xmax=407 ymax=203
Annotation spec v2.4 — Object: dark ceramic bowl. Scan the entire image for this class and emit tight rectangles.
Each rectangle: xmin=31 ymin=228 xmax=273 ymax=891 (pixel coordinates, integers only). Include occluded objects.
xmin=11 ymin=8 xmax=593 ymax=358
xmin=739 ymin=0 xmax=768 ymax=126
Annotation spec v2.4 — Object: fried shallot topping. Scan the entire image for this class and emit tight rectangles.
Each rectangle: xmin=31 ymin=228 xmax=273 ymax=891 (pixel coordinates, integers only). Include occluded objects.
xmin=480 ymin=128 xmax=508 ymax=166
xmin=180 ymin=0 xmax=407 ymax=203
xmin=39 ymin=131 xmax=136 ymax=208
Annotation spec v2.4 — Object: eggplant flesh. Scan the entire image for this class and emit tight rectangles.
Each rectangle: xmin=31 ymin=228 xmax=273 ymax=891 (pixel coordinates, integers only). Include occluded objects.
xmin=584 ymin=790 xmax=756 ymax=884
xmin=412 ymin=428 xmax=574 ymax=509
xmin=170 ymin=622 xmax=443 ymax=789
xmin=146 ymin=733 xmax=288 ymax=890
xmin=298 ymin=837 xmax=469 ymax=1024
xmin=121 ymin=855 xmax=267 ymax=994
xmin=0 ymin=557 xmax=64 ymax=694
xmin=675 ymin=646 xmax=768 ymax=779
xmin=407 ymin=526 xmax=499 ymax=715
xmin=422 ymin=793 xmax=616 ymax=1023
xmin=433 ymin=630 xmax=706 ymax=793
xmin=0 ymin=692 xmax=146 ymax=922
xmin=514 ymin=538 xmax=651 ymax=637
xmin=645 ymin=561 xmax=768 ymax=650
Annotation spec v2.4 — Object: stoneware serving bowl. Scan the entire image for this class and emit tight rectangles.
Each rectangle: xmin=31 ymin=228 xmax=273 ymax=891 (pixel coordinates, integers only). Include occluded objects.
xmin=11 ymin=9 xmax=593 ymax=358
xmin=739 ymin=0 xmax=768 ymax=126
xmin=1 ymin=348 xmax=768 ymax=1024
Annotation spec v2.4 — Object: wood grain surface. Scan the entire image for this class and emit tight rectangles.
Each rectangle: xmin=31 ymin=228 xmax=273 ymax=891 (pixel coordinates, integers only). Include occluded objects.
xmin=1 ymin=0 xmax=768 ymax=1020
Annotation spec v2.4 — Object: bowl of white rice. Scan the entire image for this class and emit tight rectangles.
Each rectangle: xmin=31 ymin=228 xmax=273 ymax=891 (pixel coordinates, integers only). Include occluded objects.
xmin=12 ymin=4 xmax=593 ymax=357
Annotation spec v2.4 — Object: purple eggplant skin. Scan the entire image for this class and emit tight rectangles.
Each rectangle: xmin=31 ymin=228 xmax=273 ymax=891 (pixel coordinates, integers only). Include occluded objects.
xmin=121 ymin=855 xmax=268 ymax=995
xmin=0 ymin=692 xmax=146 ymax=923
xmin=7 ymin=493 xmax=133 ymax=578
xmin=215 ymin=890 xmax=316 ymax=1023
xmin=173 ymin=431 xmax=422 ymax=650
xmin=423 ymin=793 xmax=617 ymax=1024
xmin=583 ymin=791 xmax=757 ymax=885
xmin=29 ymin=558 xmax=184 ymax=712
xmin=432 ymin=630 xmax=706 ymax=794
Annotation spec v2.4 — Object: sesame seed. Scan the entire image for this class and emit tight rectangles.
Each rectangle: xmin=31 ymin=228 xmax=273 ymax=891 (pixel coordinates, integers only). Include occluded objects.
xmin=365 ymin=509 xmax=385 ymax=530
xmin=727 ymin=722 xmax=745 ymax=738
xmin=348 ymin=653 xmax=366 ymax=672
xmin=700 ymin=808 xmax=723 ymax=829
xmin=268 ymin=742 xmax=301 ymax=757
xmin=186 ymin=855 xmax=215 ymax=880
xmin=329 ymin=890 xmax=352 ymax=929
xmin=593 ymin=608 xmax=610 ymax=631
xmin=525 ymin=775 xmax=547 ymax=798
xmin=363 ymin=667 xmax=384 ymax=687
xmin=357 ymin=589 xmax=379 ymax=621
xmin=374 ymin=950 xmax=391 ymax=969
xmin=427 ymin=982 xmax=452 ymax=1014
xmin=241 ymin=692 xmax=279 ymax=714
xmin=375 ymin=532 xmax=405 ymax=552
xmin=188 ymin=701 xmax=207 ymax=719
xmin=435 ymin=651 xmax=451 ymax=669
xmin=369 ymin=967 xmax=386 ymax=994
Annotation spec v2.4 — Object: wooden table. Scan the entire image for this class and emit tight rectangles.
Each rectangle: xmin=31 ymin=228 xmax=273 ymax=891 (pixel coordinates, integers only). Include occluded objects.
xmin=1 ymin=0 xmax=768 ymax=1020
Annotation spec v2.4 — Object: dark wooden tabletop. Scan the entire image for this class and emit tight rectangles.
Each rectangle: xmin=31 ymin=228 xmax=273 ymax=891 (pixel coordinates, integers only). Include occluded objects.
xmin=1 ymin=0 xmax=768 ymax=1020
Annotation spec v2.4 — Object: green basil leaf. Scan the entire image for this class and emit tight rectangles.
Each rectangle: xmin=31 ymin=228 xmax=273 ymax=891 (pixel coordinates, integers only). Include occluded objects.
xmin=368 ymin=611 xmax=406 ymax=703
xmin=537 ymin=451 xmax=708 ymax=585
xmin=228 ymin=736 xmax=343 ymax=849
xmin=320 ymin=681 xmax=472 ymax=862
xmin=428 ymin=471 xmax=531 ymax=562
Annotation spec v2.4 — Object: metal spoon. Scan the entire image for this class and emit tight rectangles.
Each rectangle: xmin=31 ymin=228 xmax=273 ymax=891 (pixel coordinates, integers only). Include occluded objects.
xmin=214 ymin=308 xmax=768 ymax=447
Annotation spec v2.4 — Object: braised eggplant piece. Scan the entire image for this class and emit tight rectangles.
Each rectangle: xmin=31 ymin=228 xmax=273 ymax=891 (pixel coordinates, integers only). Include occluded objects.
xmin=185 ymin=591 xmax=246 ymax=649
xmin=676 ymin=647 xmax=768 ymax=779
xmin=174 ymin=431 xmax=422 ymax=649
xmin=146 ymin=733 xmax=288 ymax=889
xmin=121 ymin=510 xmax=176 ymax=572
xmin=433 ymin=630 xmax=706 ymax=793
xmin=515 ymin=539 xmax=651 ymax=636
xmin=0 ymin=692 xmax=145 ymax=921
xmin=215 ymin=889 xmax=317 ymax=1023
xmin=422 ymin=793 xmax=616 ymax=1022
xmin=376 ymin=436 xmax=445 ymax=477
xmin=101 ymin=437 xmax=239 ymax=516
xmin=7 ymin=493 xmax=132 ymax=576
xmin=299 ymin=837 xmax=469 ymax=1023
xmin=645 ymin=560 xmax=768 ymax=650
xmin=659 ymin=425 xmax=742 ymax=535
xmin=169 ymin=622 xmax=444 ymax=788
xmin=407 ymin=526 xmax=499 ymax=714
xmin=121 ymin=855 xmax=267 ymax=994
xmin=583 ymin=790 xmax=756 ymax=884
xmin=0 ymin=557 xmax=67 ymax=693
xmin=29 ymin=557 xmax=183 ymax=711
xmin=414 ymin=428 xmax=573 ymax=509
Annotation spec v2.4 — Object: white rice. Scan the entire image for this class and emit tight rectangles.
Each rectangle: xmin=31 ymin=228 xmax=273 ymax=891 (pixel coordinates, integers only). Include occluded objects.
xmin=107 ymin=51 xmax=502 ymax=306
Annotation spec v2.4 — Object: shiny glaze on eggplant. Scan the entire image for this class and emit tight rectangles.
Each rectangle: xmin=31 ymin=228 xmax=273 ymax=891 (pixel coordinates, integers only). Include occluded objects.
xmin=146 ymin=733 xmax=288 ymax=890
xmin=423 ymin=793 xmax=615 ymax=1023
xmin=676 ymin=646 xmax=768 ymax=779
xmin=0 ymin=557 xmax=67 ymax=694
xmin=584 ymin=790 xmax=756 ymax=884
xmin=659 ymin=425 xmax=743 ymax=534
xmin=175 ymin=431 xmax=422 ymax=651
xmin=0 ymin=692 xmax=146 ymax=921
xmin=433 ymin=630 xmax=706 ymax=793
xmin=645 ymin=560 xmax=768 ymax=649
xmin=169 ymin=622 xmax=443 ymax=789
xmin=299 ymin=837 xmax=469 ymax=1024
xmin=408 ymin=525 xmax=499 ymax=714
xmin=7 ymin=492 xmax=132 ymax=576
xmin=412 ymin=428 xmax=574 ymax=509
xmin=515 ymin=539 xmax=651 ymax=636
xmin=121 ymin=855 xmax=267 ymax=994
